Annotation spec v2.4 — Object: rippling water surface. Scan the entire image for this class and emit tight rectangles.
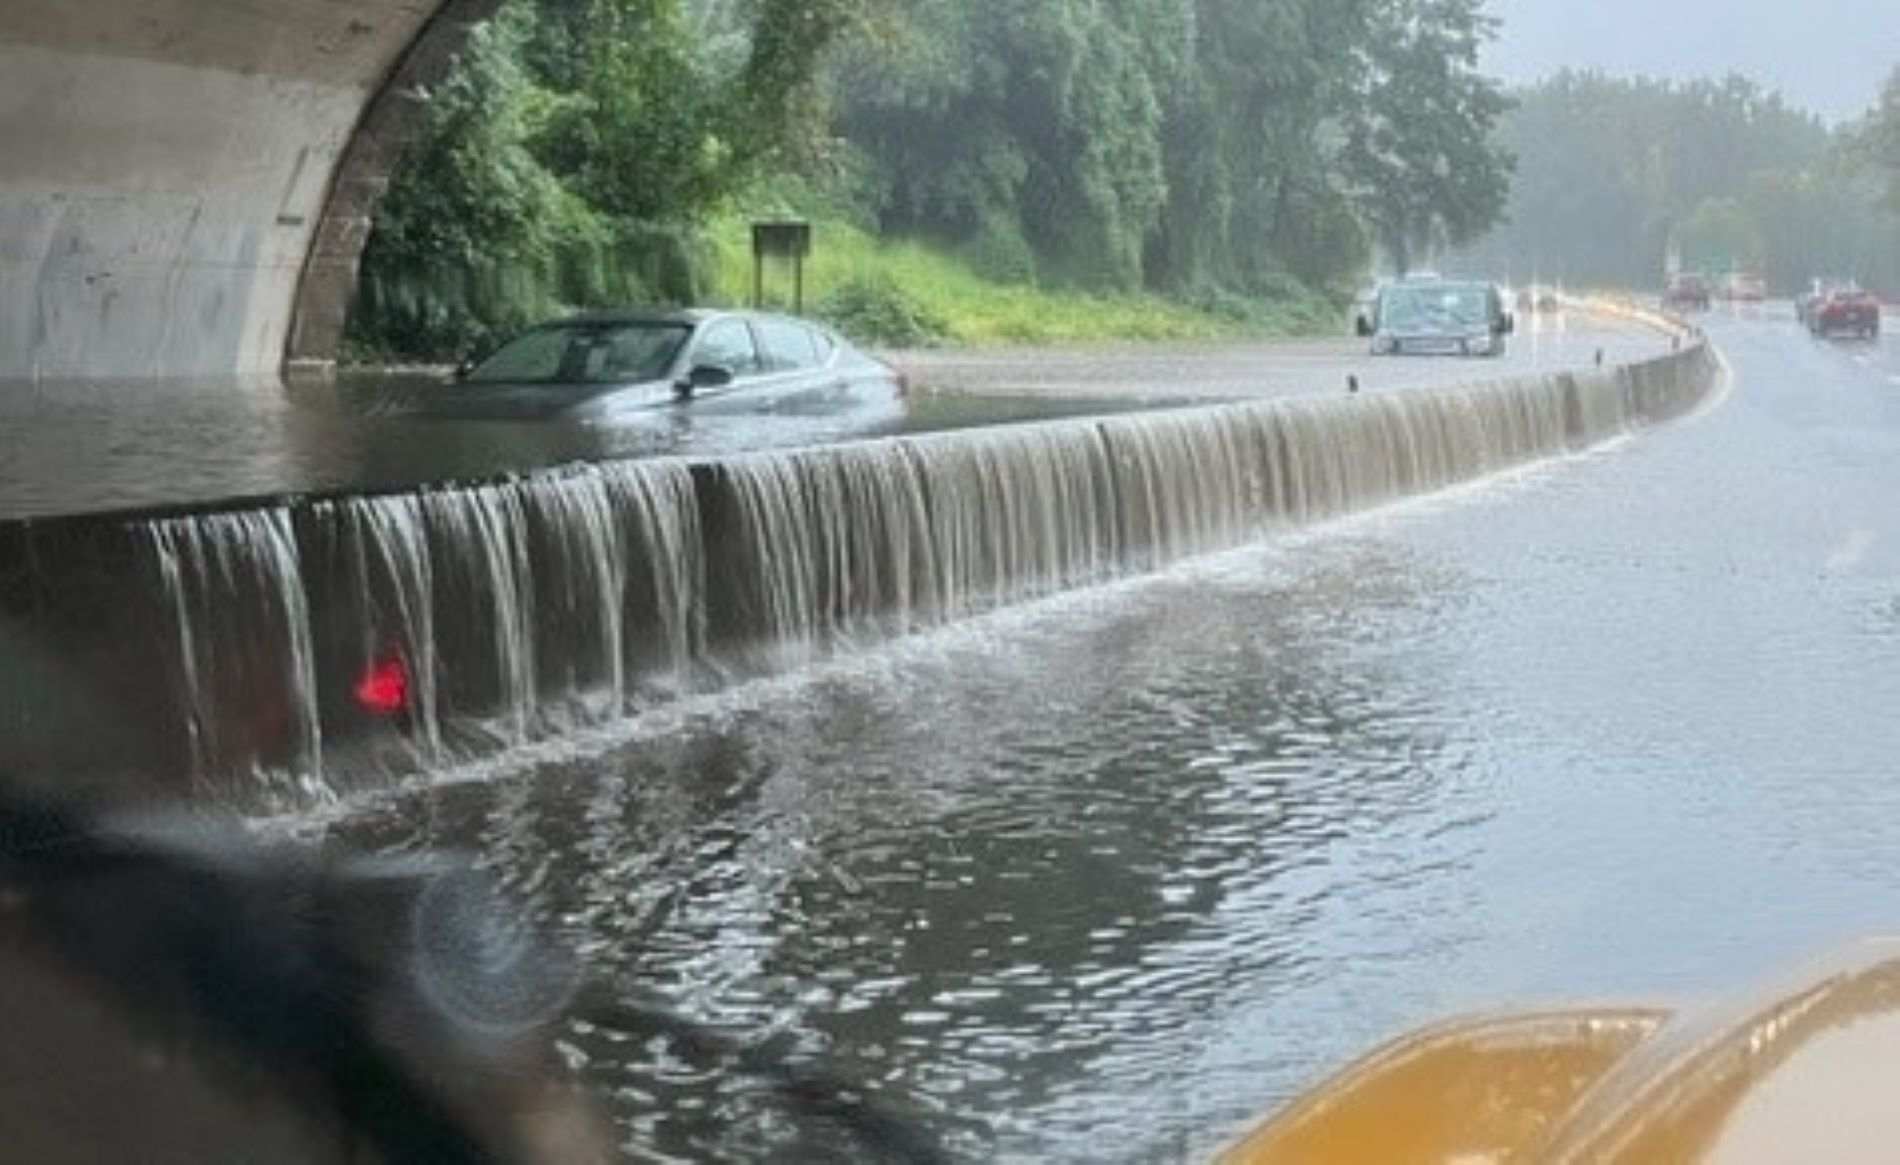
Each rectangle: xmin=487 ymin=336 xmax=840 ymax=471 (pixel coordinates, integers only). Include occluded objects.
xmin=327 ymin=539 xmax=1490 ymax=1162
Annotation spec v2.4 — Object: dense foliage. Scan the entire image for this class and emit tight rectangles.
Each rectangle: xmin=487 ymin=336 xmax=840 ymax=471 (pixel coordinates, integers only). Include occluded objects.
xmin=347 ymin=0 xmax=1515 ymax=357
xmin=1338 ymin=0 xmax=1514 ymax=276
xmin=1458 ymin=71 xmax=1900 ymax=293
xmin=1868 ymin=67 xmax=1900 ymax=214
xmin=830 ymin=0 xmax=1512 ymax=296
xmin=348 ymin=0 xmax=866 ymax=359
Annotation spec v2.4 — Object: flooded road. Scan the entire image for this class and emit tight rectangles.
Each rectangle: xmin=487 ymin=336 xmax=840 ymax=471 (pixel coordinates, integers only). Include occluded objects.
xmin=891 ymin=309 xmax=1652 ymax=398
xmin=302 ymin=305 xmax=1899 ymax=1162
xmin=0 ymin=313 xmax=1649 ymax=520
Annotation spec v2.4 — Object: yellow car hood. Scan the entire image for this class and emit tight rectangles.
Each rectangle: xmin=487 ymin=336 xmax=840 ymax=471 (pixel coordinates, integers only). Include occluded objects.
xmin=1222 ymin=940 xmax=1900 ymax=1164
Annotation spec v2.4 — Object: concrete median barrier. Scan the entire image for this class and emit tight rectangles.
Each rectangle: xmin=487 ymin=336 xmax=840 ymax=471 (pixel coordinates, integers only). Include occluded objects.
xmin=0 ymin=335 xmax=1724 ymax=806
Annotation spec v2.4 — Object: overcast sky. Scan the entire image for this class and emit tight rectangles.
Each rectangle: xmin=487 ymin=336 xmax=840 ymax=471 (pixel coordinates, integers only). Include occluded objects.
xmin=1482 ymin=0 xmax=1896 ymax=124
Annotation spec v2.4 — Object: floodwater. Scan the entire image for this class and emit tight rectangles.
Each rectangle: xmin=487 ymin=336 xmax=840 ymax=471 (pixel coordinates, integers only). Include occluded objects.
xmin=0 ymin=314 xmax=1645 ymax=520
xmin=0 ymin=373 xmax=1204 ymax=521
xmin=295 ymin=306 xmax=1900 ymax=1162
xmin=892 ymin=312 xmax=1653 ymax=398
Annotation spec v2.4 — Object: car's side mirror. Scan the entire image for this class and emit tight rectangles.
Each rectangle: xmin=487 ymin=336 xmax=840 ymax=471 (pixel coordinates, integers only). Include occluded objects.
xmin=674 ymin=363 xmax=735 ymax=400
xmin=451 ymin=359 xmax=475 ymax=382
xmin=1355 ymin=314 xmax=1374 ymax=338
xmin=1497 ymin=313 xmax=1515 ymax=336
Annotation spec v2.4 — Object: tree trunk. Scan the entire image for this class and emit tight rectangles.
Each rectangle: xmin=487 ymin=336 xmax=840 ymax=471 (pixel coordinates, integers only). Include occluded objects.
xmin=1387 ymin=228 xmax=1410 ymax=277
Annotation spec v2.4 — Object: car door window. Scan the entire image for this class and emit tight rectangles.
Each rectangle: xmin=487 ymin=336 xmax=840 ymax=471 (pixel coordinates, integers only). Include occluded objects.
xmin=693 ymin=320 xmax=761 ymax=377
xmin=601 ymin=325 xmax=689 ymax=382
xmin=465 ymin=328 xmax=567 ymax=382
xmin=756 ymin=318 xmax=822 ymax=372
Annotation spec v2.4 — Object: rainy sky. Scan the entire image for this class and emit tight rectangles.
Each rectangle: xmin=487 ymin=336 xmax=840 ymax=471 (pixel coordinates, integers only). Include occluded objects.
xmin=1483 ymin=0 xmax=1896 ymax=123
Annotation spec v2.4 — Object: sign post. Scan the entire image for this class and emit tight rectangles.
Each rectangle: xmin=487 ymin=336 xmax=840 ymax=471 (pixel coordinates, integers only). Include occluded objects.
xmin=750 ymin=221 xmax=813 ymax=313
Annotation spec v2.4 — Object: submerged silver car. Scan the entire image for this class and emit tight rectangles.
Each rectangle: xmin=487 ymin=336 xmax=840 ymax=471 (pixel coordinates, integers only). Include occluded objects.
xmin=1360 ymin=278 xmax=1514 ymax=357
xmin=414 ymin=309 xmax=905 ymax=421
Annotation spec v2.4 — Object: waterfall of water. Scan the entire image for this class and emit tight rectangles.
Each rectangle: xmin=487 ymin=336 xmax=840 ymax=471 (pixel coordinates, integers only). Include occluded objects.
xmin=324 ymin=492 xmax=443 ymax=766
xmin=603 ymin=460 xmax=705 ymax=687
xmin=148 ymin=508 xmax=325 ymax=801
xmin=85 ymin=344 xmax=1713 ymax=804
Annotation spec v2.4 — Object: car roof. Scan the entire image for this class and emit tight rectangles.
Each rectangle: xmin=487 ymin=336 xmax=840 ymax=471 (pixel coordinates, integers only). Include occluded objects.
xmin=547 ymin=308 xmax=834 ymax=329
xmin=549 ymin=308 xmax=717 ymax=327
xmin=1383 ymin=278 xmax=1493 ymax=292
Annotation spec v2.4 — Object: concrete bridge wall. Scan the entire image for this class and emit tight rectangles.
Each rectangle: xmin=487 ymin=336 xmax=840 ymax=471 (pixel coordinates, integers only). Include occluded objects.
xmin=0 ymin=0 xmax=496 ymax=381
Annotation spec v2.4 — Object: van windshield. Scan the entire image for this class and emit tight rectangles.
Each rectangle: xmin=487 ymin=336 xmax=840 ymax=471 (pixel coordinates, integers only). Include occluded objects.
xmin=1380 ymin=285 xmax=1491 ymax=332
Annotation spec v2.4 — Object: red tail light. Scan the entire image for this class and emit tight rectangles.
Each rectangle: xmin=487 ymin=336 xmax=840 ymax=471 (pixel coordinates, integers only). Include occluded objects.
xmin=354 ymin=653 xmax=410 ymax=717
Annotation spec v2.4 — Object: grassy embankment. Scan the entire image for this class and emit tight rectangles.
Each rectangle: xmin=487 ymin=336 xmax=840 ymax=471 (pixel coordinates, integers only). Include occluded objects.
xmin=340 ymin=214 xmax=1345 ymax=364
xmin=700 ymin=216 xmax=1341 ymax=348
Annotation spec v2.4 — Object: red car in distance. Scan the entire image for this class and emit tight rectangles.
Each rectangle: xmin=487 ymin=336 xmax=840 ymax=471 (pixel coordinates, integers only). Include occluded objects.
xmin=1808 ymin=285 xmax=1882 ymax=339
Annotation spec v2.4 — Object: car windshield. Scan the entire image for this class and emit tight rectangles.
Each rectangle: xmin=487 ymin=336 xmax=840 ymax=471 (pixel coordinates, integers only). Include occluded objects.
xmin=465 ymin=321 xmax=690 ymax=385
xmin=1381 ymin=285 xmax=1490 ymax=332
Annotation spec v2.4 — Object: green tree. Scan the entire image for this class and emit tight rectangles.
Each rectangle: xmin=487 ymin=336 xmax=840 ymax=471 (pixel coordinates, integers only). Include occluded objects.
xmin=1337 ymin=0 xmax=1514 ymax=274
xmin=349 ymin=0 xmax=870 ymax=357
xmin=1867 ymin=66 xmax=1900 ymax=212
xmin=530 ymin=0 xmax=730 ymax=220
xmin=830 ymin=0 xmax=1481 ymax=298
xmin=354 ymin=0 xmax=1528 ymax=357
xmin=831 ymin=0 xmax=1185 ymax=291
xmin=1678 ymin=197 xmax=1765 ymax=272
xmin=349 ymin=8 xmax=609 ymax=358
xmin=1455 ymin=71 xmax=1900 ymax=293
xmin=1159 ymin=0 xmax=1375 ymax=295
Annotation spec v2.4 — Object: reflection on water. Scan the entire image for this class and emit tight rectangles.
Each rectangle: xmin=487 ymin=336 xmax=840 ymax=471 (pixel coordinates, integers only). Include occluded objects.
xmin=0 ymin=374 xmax=1190 ymax=520
xmin=319 ymin=543 xmax=1489 ymax=1162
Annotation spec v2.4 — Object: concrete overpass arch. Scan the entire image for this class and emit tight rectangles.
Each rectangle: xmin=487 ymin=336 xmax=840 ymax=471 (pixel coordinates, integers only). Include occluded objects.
xmin=0 ymin=0 xmax=501 ymax=381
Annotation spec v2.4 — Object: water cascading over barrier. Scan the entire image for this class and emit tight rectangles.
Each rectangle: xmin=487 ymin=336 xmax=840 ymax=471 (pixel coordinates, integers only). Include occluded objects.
xmin=0 ymin=341 xmax=1717 ymax=809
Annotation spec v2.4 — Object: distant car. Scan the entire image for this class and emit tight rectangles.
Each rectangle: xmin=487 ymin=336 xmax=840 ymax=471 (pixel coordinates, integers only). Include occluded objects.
xmin=1360 ymin=278 xmax=1514 ymax=357
xmin=1796 ymin=279 xmax=1870 ymax=330
xmin=414 ymin=309 xmax=905 ymax=420
xmin=1663 ymin=273 xmax=1712 ymax=312
xmin=1516 ymin=285 xmax=1562 ymax=313
xmin=1808 ymin=285 xmax=1881 ymax=339
xmin=1720 ymin=271 xmax=1767 ymax=302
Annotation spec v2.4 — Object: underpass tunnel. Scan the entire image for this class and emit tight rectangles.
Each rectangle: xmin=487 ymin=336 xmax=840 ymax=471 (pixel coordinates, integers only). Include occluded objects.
xmin=0 ymin=0 xmax=499 ymax=382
